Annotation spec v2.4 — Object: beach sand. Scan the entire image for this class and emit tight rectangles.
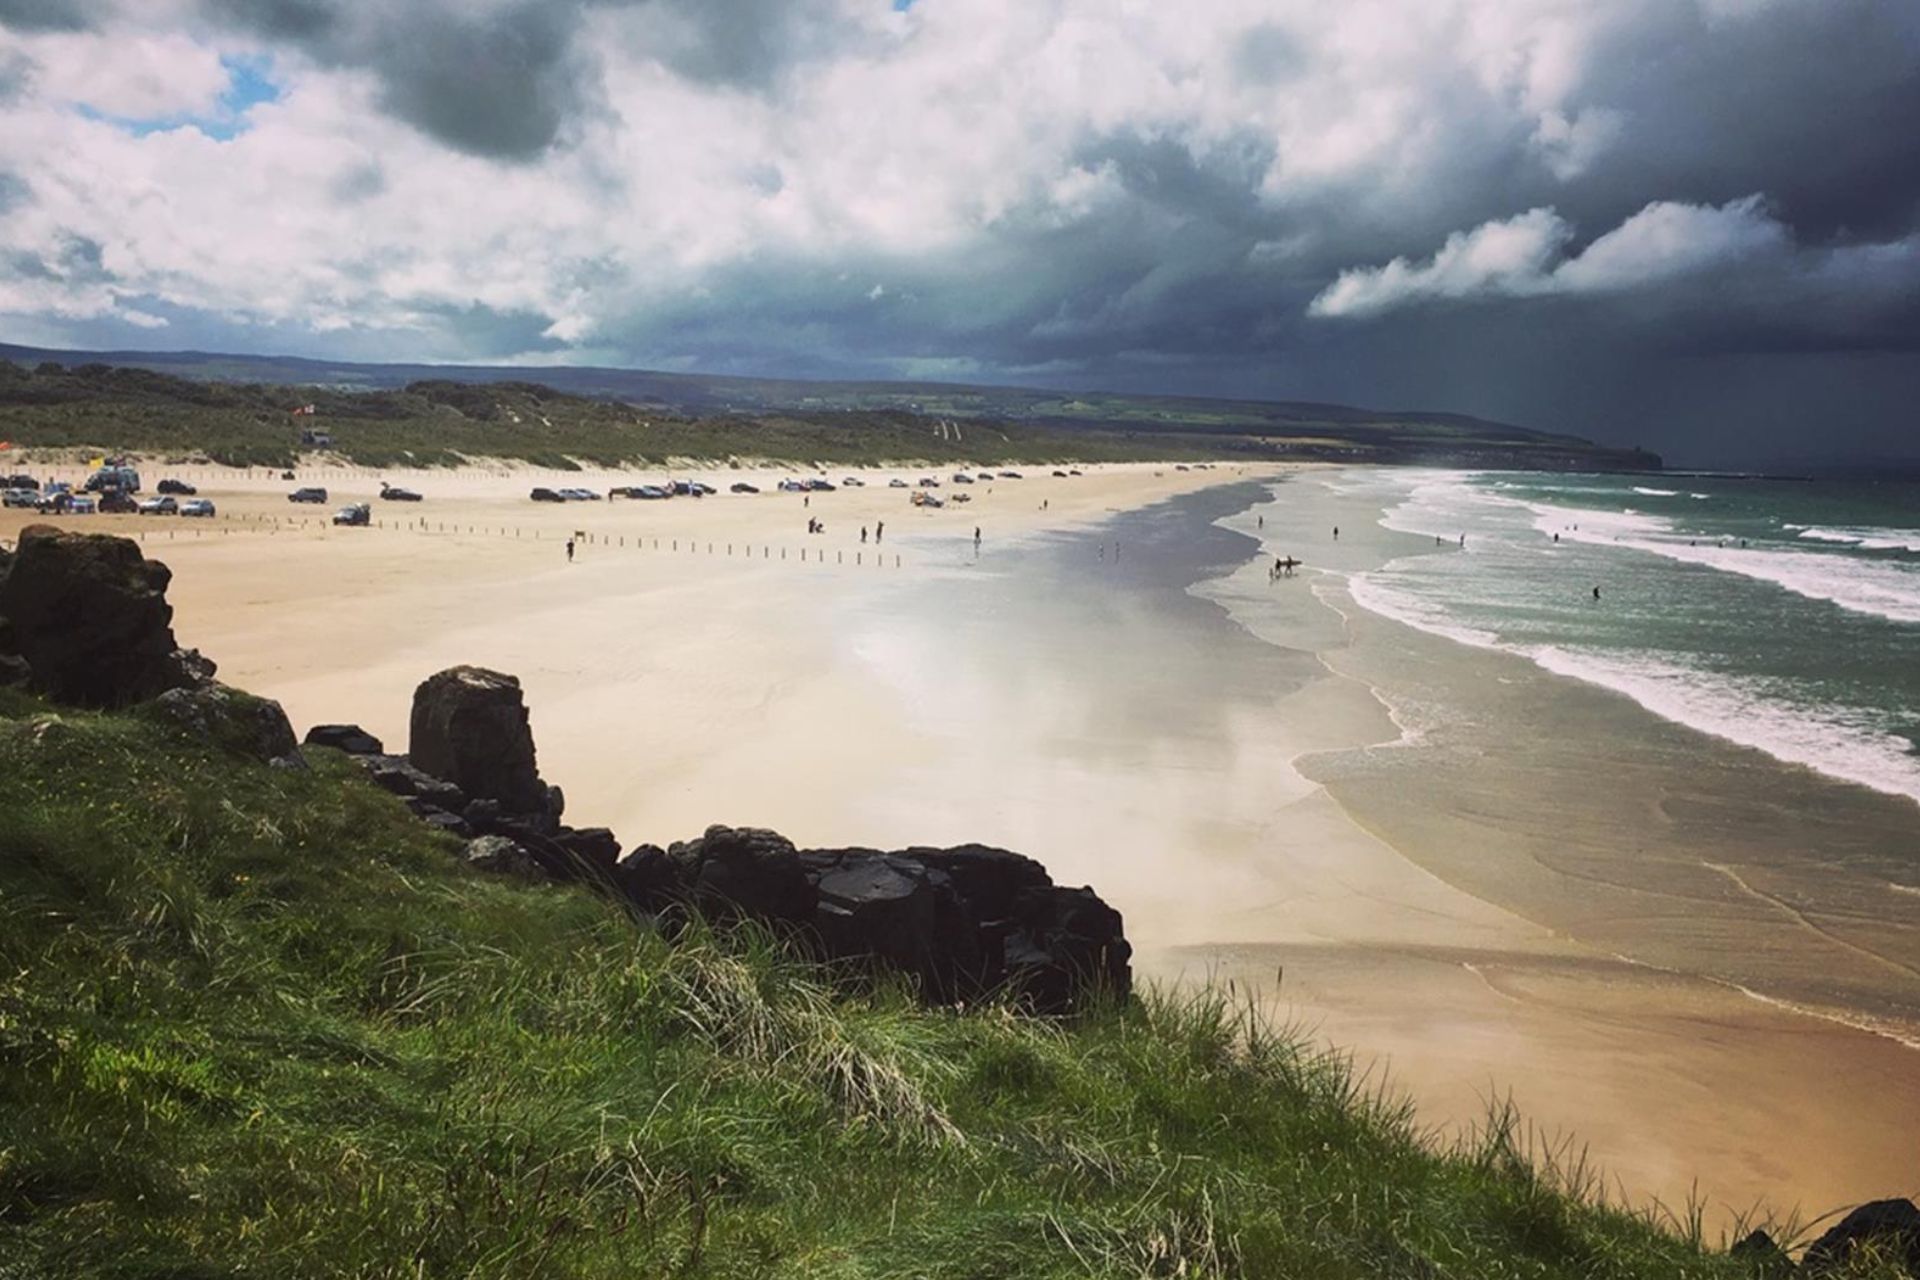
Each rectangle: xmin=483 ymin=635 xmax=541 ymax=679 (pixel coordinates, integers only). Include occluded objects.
xmin=7 ymin=458 xmax=1917 ymax=1229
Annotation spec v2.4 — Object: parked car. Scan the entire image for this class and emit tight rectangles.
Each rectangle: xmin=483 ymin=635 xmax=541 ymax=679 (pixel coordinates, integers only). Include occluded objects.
xmin=3 ymin=489 xmax=38 ymax=509
xmin=841 ymin=477 xmax=865 ymax=487
xmin=180 ymin=499 xmax=216 ymax=518
xmin=1052 ymin=470 xmax=1069 ymax=478
xmin=530 ymin=487 xmax=563 ymax=502
xmin=156 ymin=478 xmax=197 ymax=495
xmin=952 ymin=492 xmax=972 ymax=504
xmin=379 ymin=482 xmax=423 ymax=502
xmin=917 ymin=477 xmax=940 ymax=488
xmin=34 ymin=492 xmax=73 ymax=514
xmin=888 ymin=478 xmax=909 ymax=489
xmin=289 ymin=487 xmax=328 ymax=504
xmin=691 ymin=482 xmax=716 ymax=496
xmin=3 ymin=474 xmax=39 ymax=491
xmin=558 ymin=487 xmax=601 ymax=501
xmin=99 ymin=491 xmax=139 ymax=514
xmin=69 ymin=496 xmax=98 ymax=515
xmin=806 ymin=479 xmax=837 ymax=492
xmin=729 ymin=482 xmax=760 ymax=494
xmin=632 ymin=485 xmax=670 ymax=499
xmin=84 ymin=465 xmax=141 ymax=494
xmin=998 ymin=470 xmax=1023 ymax=479
xmin=777 ymin=479 xmax=809 ymax=492
xmin=1068 ymin=469 xmax=1083 ymax=476
xmin=332 ymin=503 xmax=371 ymax=527
xmin=952 ymin=473 xmax=974 ymax=484
xmin=138 ymin=495 xmax=178 ymax=515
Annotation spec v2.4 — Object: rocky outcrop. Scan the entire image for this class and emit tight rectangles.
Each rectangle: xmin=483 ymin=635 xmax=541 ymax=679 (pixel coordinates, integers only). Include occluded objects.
xmin=1802 ymin=1199 xmax=1920 ymax=1276
xmin=0 ymin=525 xmax=212 ymax=707
xmin=145 ymin=682 xmax=302 ymax=768
xmin=305 ymin=723 xmax=384 ymax=756
xmin=408 ymin=667 xmax=557 ymax=821
xmin=668 ymin=826 xmax=817 ymax=925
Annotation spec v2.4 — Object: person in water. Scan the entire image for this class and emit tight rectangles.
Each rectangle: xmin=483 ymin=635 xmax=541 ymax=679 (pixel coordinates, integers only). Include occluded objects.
xmin=1593 ymin=585 xmax=1602 ymax=601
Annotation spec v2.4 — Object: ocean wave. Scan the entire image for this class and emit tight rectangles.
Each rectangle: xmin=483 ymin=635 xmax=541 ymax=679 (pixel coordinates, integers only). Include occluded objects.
xmin=1530 ymin=502 xmax=1920 ymax=625
xmin=1344 ymin=567 xmax=1920 ymax=805
xmin=1796 ymin=526 xmax=1920 ymax=553
xmin=1632 ymin=486 xmax=1680 ymax=497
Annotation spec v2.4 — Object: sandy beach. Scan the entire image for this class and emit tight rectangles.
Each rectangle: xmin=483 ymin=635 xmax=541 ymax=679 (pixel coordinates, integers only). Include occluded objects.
xmin=6 ymin=458 xmax=1917 ymax=1229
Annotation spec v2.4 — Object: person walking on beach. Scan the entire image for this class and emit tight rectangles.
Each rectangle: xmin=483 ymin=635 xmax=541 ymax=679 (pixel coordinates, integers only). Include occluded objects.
xmin=565 ymin=538 xmax=575 ymax=563
xmin=973 ymin=526 xmax=981 ymax=550
xmin=861 ymin=525 xmax=869 ymax=544
xmin=1258 ymin=515 xmax=1264 ymax=529
xmin=1333 ymin=525 xmax=1339 ymax=540
xmin=875 ymin=521 xmax=885 ymax=544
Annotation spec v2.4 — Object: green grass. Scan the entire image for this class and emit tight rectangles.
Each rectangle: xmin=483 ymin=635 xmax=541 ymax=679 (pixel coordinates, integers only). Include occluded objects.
xmin=0 ymin=691 xmax=1862 ymax=1278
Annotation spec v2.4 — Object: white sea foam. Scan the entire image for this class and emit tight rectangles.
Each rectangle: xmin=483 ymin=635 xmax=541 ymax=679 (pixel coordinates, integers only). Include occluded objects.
xmin=1796 ymin=526 xmax=1920 ymax=553
xmin=1632 ymin=486 xmax=1680 ymax=496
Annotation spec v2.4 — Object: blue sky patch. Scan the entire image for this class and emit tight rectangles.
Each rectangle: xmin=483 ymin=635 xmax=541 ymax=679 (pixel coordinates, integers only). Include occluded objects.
xmin=77 ymin=54 xmax=280 ymax=142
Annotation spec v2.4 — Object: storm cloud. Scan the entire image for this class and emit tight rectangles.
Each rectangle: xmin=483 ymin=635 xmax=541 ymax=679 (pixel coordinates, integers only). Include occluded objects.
xmin=0 ymin=0 xmax=1915 ymax=464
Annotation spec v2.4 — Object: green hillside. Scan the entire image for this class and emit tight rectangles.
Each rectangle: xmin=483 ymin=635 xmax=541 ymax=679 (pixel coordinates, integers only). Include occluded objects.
xmin=0 ymin=684 xmax=1830 ymax=1278
xmin=0 ymin=345 xmax=1662 ymax=472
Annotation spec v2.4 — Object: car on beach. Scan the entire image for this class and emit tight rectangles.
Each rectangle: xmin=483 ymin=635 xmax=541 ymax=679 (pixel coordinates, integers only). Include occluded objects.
xmin=997 ymin=470 xmax=1023 ymax=479
xmin=1052 ymin=470 xmax=1069 ymax=478
xmin=2 ymin=474 xmax=36 ymax=491
xmin=68 ymin=496 xmax=98 ymax=515
xmin=841 ymin=477 xmax=864 ymax=487
xmin=729 ymin=482 xmax=759 ymax=494
xmin=887 ymin=478 xmax=908 ymax=488
xmin=952 ymin=492 xmax=972 ymax=504
xmin=951 ymin=473 xmax=973 ymax=484
xmin=806 ymin=479 xmax=837 ymax=492
xmin=34 ymin=492 xmax=73 ymax=514
xmin=137 ymin=495 xmax=178 ymax=515
xmin=917 ymin=477 xmax=939 ymax=488
xmin=563 ymin=488 xmax=602 ymax=501
xmin=976 ymin=473 xmax=994 ymax=482
xmin=632 ymin=485 xmax=670 ymax=499
xmin=777 ymin=479 xmax=807 ymax=492
xmin=157 ymin=478 xmax=197 ymax=495
xmin=2 ymin=489 xmax=36 ymax=509
xmin=380 ymin=482 xmax=424 ymax=502
xmin=181 ymin=499 xmax=216 ymax=518
xmin=1068 ymin=469 xmax=1083 ymax=476
xmin=289 ymin=487 xmax=328 ymax=504
xmin=99 ymin=491 xmax=139 ymax=514
xmin=84 ymin=466 xmax=141 ymax=494
xmin=332 ymin=503 xmax=371 ymax=526
xmin=530 ymin=487 xmax=563 ymax=502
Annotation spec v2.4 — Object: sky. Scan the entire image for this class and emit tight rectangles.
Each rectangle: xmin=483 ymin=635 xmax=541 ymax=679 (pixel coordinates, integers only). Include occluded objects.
xmin=0 ymin=1 xmax=1916 ymax=465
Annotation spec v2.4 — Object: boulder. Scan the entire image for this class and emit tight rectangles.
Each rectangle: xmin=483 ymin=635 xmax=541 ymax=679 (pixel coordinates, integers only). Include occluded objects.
xmin=0 ymin=525 xmax=212 ymax=707
xmin=615 ymin=843 xmax=682 ymax=909
xmin=549 ymin=826 xmax=622 ymax=878
xmin=464 ymin=834 xmax=548 ymax=881
xmin=808 ymin=852 xmax=984 ymax=999
xmin=1728 ymin=1229 xmax=1792 ymax=1277
xmin=668 ymin=825 xmax=816 ymax=925
xmin=358 ymin=754 xmax=467 ymax=809
xmin=408 ymin=667 xmax=552 ymax=816
xmin=1803 ymin=1199 xmax=1920 ymax=1276
xmin=304 ymin=723 xmax=385 ymax=756
xmin=144 ymin=681 xmax=302 ymax=767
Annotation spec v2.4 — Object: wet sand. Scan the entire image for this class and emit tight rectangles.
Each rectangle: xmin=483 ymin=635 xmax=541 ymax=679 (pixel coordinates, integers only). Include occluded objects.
xmin=6 ymin=459 xmax=1916 ymax=1227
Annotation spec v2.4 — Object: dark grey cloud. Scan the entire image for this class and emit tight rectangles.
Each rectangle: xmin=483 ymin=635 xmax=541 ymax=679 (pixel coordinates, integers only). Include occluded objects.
xmin=0 ymin=0 xmax=91 ymax=32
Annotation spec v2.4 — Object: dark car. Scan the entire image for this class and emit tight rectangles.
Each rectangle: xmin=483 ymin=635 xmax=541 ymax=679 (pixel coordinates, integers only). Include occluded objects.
xmin=379 ymin=482 xmax=424 ymax=502
xmin=632 ymin=485 xmax=670 ymax=500
xmin=729 ymin=482 xmax=759 ymax=494
xmin=84 ymin=466 xmax=141 ymax=494
xmin=156 ymin=478 xmax=197 ymax=495
xmin=332 ymin=503 xmax=371 ymax=527
xmin=3 ymin=474 xmax=39 ymax=491
xmin=805 ymin=478 xmax=837 ymax=492
xmin=289 ymin=487 xmax=328 ymax=503
xmin=530 ymin=487 xmax=564 ymax=502
xmin=1052 ymin=470 xmax=1069 ymax=478
xmin=99 ymin=491 xmax=139 ymax=514
xmin=998 ymin=470 xmax=1023 ymax=479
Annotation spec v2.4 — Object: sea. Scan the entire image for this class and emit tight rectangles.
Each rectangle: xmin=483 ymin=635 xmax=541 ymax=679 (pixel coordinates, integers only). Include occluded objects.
xmin=1332 ymin=469 xmax=1920 ymax=808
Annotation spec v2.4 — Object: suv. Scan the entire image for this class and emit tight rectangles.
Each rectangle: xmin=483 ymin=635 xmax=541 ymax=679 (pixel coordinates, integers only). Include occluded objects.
xmin=2 ymin=474 xmax=37 ymax=492
xmin=289 ymin=487 xmax=328 ymax=504
xmin=332 ymin=503 xmax=371 ymax=527
xmin=138 ymin=495 xmax=179 ymax=515
xmin=157 ymin=478 xmax=197 ymax=495
xmin=180 ymin=499 xmax=216 ymax=518
xmin=84 ymin=466 xmax=141 ymax=494
xmin=530 ymin=487 xmax=563 ymax=502
xmin=99 ymin=491 xmax=139 ymax=514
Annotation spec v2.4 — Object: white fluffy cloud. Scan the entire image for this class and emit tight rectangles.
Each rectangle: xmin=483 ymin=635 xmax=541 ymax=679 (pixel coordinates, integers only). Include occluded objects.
xmin=1310 ymin=195 xmax=1797 ymax=316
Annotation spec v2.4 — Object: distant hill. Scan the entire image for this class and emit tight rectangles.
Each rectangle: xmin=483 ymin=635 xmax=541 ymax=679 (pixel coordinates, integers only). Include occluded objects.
xmin=0 ymin=341 xmax=1661 ymax=471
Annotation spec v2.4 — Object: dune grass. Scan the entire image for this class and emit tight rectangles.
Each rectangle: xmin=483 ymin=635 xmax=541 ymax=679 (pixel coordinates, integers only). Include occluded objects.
xmin=0 ymin=690 xmax=1872 ymax=1278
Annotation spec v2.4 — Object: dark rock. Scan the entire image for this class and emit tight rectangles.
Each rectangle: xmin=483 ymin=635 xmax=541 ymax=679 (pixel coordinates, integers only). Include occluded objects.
xmin=669 ymin=825 xmax=816 ymax=925
xmin=1803 ymin=1199 xmax=1920 ymax=1276
xmin=144 ymin=681 xmax=302 ymax=767
xmin=359 ymin=753 xmax=467 ymax=809
xmin=462 ymin=797 xmax=505 ymax=833
xmin=615 ymin=843 xmax=682 ymax=909
xmin=1729 ymin=1229 xmax=1792 ymax=1277
xmin=0 ymin=525 xmax=212 ymax=707
xmin=811 ymin=853 xmax=984 ymax=999
xmin=464 ymin=834 xmax=548 ymax=880
xmin=408 ymin=667 xmax=551 ymax=816
xmin=304 ymin=723 xmax=384 ymax=755
xmin=415 ymin=807 xmax=474 ymax=839
xmin=549 ymin=826 xmax=621 ymax=877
